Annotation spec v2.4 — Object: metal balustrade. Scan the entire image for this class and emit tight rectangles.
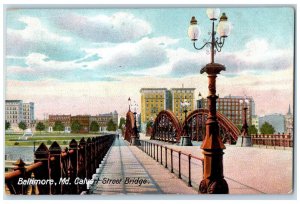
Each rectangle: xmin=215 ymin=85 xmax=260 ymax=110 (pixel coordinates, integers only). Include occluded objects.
xmin=5 ymin=134 xmax=115 ymax=195
xmin=139 ymin=140 xmax=204 ymax=189
xmin=251 ymin=133 xmax=293 ymax=149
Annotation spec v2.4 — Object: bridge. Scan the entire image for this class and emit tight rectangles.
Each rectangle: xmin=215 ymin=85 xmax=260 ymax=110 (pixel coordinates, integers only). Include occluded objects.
xmin=5 ymin=110 xmax=293 ymax=195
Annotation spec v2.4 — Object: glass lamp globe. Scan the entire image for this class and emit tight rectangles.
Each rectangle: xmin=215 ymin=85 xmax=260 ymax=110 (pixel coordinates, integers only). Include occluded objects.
xmin=217 ymin=13 xmax=232 ymax=37
xmin=206 ymin=8 xmax=221 ymax=20
xmin=188 ymin=16 xmax=200 ymax=41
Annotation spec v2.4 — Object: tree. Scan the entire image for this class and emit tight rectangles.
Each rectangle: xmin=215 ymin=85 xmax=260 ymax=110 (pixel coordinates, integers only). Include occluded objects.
xmin=260 ymin=122 xmax=275 ymax=134
xmin=90 ymin=121 xmax=100 ymax=132
xmin=107 ymin=119 xmax=117 ymax=131
xmin=18 ymin=121 xmax=27 ymax=132
xmin=118 ymin=117 xmax=126 ymax=129
xmin=237 ymin=124 xmax=258 ymax=135
xmin=36 ymin=122 xmax=46 ymax=133
xmin=53 ymin=121 xmax=64 ymax=132
xmin=5 ymin=121 xmax=11 ymax=130
xmin=248 ymin=125 xmax=258 ymax=135
xmin=71 ymin=120 xmax=81 ymax=133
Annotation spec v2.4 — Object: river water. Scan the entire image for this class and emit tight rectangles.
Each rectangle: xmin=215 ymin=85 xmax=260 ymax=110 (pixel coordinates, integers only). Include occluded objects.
xmin=5 ymin=146 xmax=35 ymax=162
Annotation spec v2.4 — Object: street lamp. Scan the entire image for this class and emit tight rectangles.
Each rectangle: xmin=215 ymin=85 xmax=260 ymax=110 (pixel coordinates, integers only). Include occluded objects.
xmin=128 ymin=97 xmax=131 ymax=112
xmin=237 ymin=98 xmax=252 ymax=147
xmin=188 ymin=8 xmax=231 ymax=194
xmin=180 ymin=98 xmax=192 ymax=146
xmin=131 ymin=101 xmax=141 ymax=146
xmin=197 ymin=92 xmax=203 ymax=109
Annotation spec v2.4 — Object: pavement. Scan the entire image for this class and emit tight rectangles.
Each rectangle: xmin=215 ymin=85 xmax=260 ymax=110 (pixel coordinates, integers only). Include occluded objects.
xmin=90 ymin=136 xmax=197 ymax=195
xmin=139 ymin=133 xmax=293 ymax=194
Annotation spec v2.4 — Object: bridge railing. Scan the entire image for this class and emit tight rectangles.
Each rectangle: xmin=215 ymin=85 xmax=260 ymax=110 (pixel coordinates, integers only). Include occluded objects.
xmin=139 ymin=140 xmax=204 ymax=189
xmin=5 ymin=134 xmax=115 ymax=195
xmin=251 ymin=133 xmax=293 ymax=149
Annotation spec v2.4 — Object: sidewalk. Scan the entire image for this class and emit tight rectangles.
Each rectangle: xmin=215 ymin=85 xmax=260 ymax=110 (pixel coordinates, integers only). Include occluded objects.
xmin=139 ymin=133 xmax=293 ymax=194
xmin=90 ymin=137 xmax=197 ymax=195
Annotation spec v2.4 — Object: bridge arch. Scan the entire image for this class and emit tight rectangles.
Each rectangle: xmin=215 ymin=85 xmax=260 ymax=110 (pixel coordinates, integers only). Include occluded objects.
xmin=151 ymin=110 xmax=182 ymax=143
xmin=182 ymin=108 xmax=240 ymax=143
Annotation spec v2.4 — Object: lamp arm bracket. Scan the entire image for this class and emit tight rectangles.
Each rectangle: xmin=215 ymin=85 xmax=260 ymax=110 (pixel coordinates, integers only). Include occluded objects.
xmin=193 ymin=41 xmax=211 ymax=50
xmin=215 ymin=37 xmax=226 ymax=52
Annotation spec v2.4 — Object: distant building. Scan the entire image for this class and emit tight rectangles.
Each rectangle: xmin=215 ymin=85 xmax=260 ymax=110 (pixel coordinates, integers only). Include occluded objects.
xmin=5 ymin=100 xmax=35 ymax=131
xmin=251 ymin=115 xmax=259 ymax=133
xmin=89 ymin=111 xmax=118 ymax=132
xmin=202 ymin=95 xmax=255 ymax=126
xmin=140 ymin=88 xmax=168 ymax=124
xmin=140 ymin=87 xmax=196 ymax=125
xmin=48 ymin=114 xmax=71 ymax=132
xmin=285 ymin=104 xmax=293 ymax=136
xmin=259 ymin=114 xmax=285 ymax=133
xmin=71 ymin=115 xmax=90 ymax=133
xmin=23 ymin=102 xmax=35 ymax=128
xmin=170 ymin=88 xmax=195 ymax=122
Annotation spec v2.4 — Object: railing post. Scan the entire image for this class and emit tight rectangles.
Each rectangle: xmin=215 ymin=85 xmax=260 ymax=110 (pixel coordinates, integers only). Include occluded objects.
xmin=160 ymin=145 xmax=163 ymax=165
xmin=34 ymin=143 xmax=50 ymax=194
xmin=78 ymin=138 xmax=86 ymax=192
xmin=165 ymin=146 xmax=168 ymax=168
xmin=153 ymin=143 xmax=155 ymax=160
xmin=11 ymin=159 xmax=27 ymax=194
xmin=171 ymin=149 xmax=173 ymax=173
xmin=49 ymin=141 xmax=62 ymax=194
xmin=156 ymin=144 xmax=159 ymax=162
xmin=91 ymin=137 xmax=96 ymax=176
xmin=178 ymin=151 xmax=181 ymax=179
xmin=150 ymin=143 xmax=152 ymax=158
xmin=86 ymin=138 xmax=92 ymax=179
xmin=68 ymin=139 xmax=78 ymax=194
xmin=188 ymin=154 xmax=192 ymax=187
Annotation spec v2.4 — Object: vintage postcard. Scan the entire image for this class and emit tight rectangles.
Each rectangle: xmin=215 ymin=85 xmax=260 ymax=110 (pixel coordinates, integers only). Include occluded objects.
xmin=4 ymin=5 xmax=295 ymax=198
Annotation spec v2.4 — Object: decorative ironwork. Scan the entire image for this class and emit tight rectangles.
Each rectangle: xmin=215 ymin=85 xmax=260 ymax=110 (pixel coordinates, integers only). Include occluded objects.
xmin=151 ymin=110 xmax=182 ymax=143
xmin=182 ymin=109 xmax=240 ymax=143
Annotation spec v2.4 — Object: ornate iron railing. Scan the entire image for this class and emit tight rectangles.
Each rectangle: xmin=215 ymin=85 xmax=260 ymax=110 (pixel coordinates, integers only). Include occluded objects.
xmin=251 ymin=133 xmax=293 ymax=149
xmin=5 ymin=134 xmax=115 ymax=195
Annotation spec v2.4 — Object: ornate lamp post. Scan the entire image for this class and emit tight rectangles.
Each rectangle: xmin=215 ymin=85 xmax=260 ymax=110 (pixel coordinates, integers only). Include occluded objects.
xmin=188 ymin=8 xmax=232 ymax=194
xmin=180 ymin=98 xmax=193 ymax=146
xmin=131 ymin=101 xmax=141 ymax=146
xmin=128 ymin=97 xmax=131 ymax=112
xmin=197 ymin=92 xmax=203 ymax=109
xmin=237 ymin=98 xmax=252 ymax=147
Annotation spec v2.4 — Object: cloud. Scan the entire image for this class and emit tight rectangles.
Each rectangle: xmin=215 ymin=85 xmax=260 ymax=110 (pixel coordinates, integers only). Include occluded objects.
xmin=6 ymin=16 xmax=86 ymax=61
xmin=168 ymin=38 xmax=293 ymax=77
xmin=86 ymin=37 xmax=178 ymax=72
xmin=7 ymin=36 xmax=179 ymax=81
xmin=53 ymin=12 xmax=152 ymax=43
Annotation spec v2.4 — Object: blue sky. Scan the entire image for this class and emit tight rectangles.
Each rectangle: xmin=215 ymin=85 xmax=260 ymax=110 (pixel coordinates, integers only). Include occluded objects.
xmin=5 ymin=7 xmax=295 ymax=117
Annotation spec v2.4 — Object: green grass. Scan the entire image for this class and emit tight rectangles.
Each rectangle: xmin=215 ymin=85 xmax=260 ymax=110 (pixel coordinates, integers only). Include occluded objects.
xmin=5 ymin=132 xmax=105 ymax=147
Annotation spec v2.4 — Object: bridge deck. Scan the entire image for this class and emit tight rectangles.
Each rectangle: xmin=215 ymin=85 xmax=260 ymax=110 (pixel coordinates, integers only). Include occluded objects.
xmin=90 ymin=137 xmax=197 ymax=195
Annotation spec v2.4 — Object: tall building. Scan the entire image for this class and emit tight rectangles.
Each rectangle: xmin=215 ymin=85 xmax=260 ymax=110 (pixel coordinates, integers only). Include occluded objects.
xmin=284 ymin=104 xmax=293 ymax=136
xmin=5 ymin=100 xmax=35 ymax=130
xmin=23 ymin=102 xmax=35 ymax=128
xmin=170 ymin=88 xmax=195 ymax=122
xmin=259 ymin=114 xmax=285 ymax=133
xmin=202 ymin=95 xmax=255 ymax=126
xmin=5 ymin=100 xmax=23 ymax=127
xmin=140 ymin=88 xmax=168 ymax=123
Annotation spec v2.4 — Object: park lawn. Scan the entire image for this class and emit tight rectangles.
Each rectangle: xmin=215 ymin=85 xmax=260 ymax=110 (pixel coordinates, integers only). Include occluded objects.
xmin=5 ymin=132 xmax=104 ymax=146
xmin=5 ymin=140 xmax=73 ymax=147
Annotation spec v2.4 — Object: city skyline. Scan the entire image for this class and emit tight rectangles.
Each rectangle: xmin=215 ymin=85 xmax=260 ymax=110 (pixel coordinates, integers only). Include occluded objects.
xmin=5 ymin=7 xmax=294 ymax=119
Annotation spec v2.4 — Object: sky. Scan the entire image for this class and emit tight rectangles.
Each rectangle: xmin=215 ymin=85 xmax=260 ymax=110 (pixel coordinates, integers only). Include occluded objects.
xmin=5 ymin=7 xmax=295 ymax=119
